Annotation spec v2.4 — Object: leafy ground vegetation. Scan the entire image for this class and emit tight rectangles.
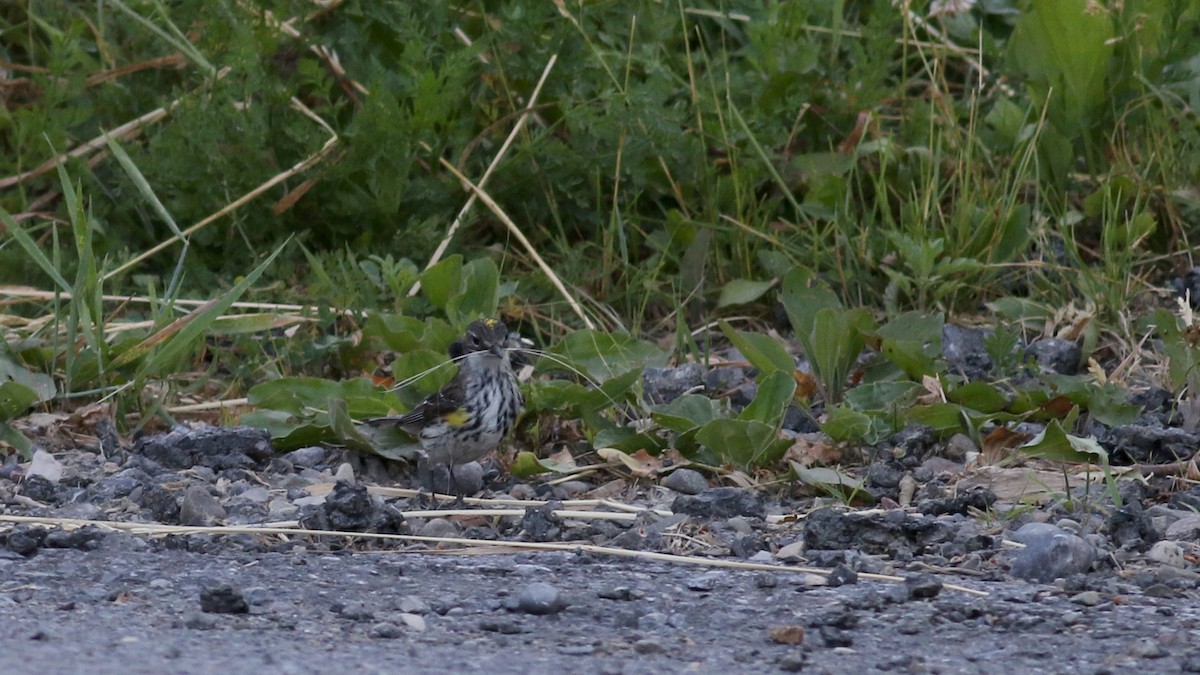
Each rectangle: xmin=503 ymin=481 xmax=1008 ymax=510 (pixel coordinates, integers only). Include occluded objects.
xmin=1 ymin=0 xmax=1199 ymax=501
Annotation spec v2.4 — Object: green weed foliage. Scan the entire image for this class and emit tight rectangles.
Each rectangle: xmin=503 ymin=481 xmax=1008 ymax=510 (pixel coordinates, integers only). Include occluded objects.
xmin=1 ymin=2 xmax=1198 ymax=475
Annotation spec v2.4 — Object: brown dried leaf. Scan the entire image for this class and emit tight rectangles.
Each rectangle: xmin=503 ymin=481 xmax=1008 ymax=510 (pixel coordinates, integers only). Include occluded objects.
xmin=596 ymin=447 xmax=664 ymax=477
xmin=783 ymin=436 xmax=845 ymax=468
xmin=979 ymin=427 xmax=1029 ymax=465
xmin=768 ymin=625 xmax=806 ymax=645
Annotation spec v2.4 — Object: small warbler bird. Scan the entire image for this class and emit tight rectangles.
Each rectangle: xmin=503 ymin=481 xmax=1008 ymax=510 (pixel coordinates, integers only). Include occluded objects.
xmin=368 ymin=318 xmax=525 ymax=493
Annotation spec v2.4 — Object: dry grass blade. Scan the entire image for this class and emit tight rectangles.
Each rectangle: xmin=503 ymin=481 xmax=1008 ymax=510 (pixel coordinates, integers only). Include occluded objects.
xmin=0 ymin=105 xmax=171 ymax=190
xmin=436 ymin=159 xmax=595 ymax=330
xmin=104 ymin=133 xmax=339 ymax=281
xmin=409 ymin=53 xmax=560 ymax=296
xmin=0 ymin=514 xmax=988 ymax=596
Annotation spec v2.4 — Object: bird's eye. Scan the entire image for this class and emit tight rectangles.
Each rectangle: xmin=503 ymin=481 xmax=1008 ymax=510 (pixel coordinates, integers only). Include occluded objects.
xmin=468 ymin=334 xmax=481 ymax=348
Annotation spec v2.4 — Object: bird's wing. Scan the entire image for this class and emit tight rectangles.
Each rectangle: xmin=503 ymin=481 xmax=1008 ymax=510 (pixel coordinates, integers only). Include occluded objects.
xmin=366 ymin=373 xmax=468 ymax=434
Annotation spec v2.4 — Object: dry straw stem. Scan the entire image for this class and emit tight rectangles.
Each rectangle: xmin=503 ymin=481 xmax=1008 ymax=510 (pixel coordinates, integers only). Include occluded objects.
xmin=436 ymin=159 xmax=595 ymax=330
xmin=239 ymin=0 xmax=369 ymax=98
xmin=0 ymin=514 xmax=988 ymax=596
xmin=0 ymin=286 xmax=342 ymax=315
xmin=103 ymin=124 xmax=340 ymax=281
xmin=0 ymin=106 xmax=169 ymax=190
xmin=409 ymin=53 xmax=560 ymax=297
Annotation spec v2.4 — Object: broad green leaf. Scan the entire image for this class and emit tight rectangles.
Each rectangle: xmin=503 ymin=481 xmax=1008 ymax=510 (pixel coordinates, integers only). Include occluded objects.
xmin=420 ymin=255 xmax=462 ymax=312
xmin=652 ymin=394 xmax=721 ymax=432
xmin=717 ymin=279 xmax=774 ymax=308
xmin=327 ymin=397 xmax=378 ymax=453
xmin=1008 ymin=0 xmax=1115 ymax=131
xmin=905 ymin=403 xmax=971 ymax=434
xmin=875 ymin=311 xmax=944 ymax=344
xmin=511 ymin=451 xmax=551 ymax=478
xmin=719 ymin=321 xmax=795 ymax=374
xmin=1021 ymin=419 xmax=1115 ymax=505
xmin=880 ymin=337 xmax=938 ymax=379
xmin=739 ymin=370 xmax=796 ymax=426
xmin=240 ymin=409 xmax=336 ymax=448
xmin=843 ymin=381 xmax=922 ymax=411
xmin=779 ymin=267 xmax=843 ymax=339
xmin=549 ymin=331 xmax=669 ymax=381
xmin=0 ymin=355 xmax=55 ymax=402
xmin=821 ymin=405 xmax=875 ymax=443
xmin=696 ymin=418 xmax=790 ymax=469
xmin=1084 ymin=382 xmax=1142 ymax=427
xmin=0 ymin=382 xmax=39 ymax=421
xmin=948 ymin=381 xmax=1010 ymax=414
xmin=0 ymin=422 xmax=33 ymax=459
xmin=593 ymin=427 xmax=667 ymax=454
xmin=448 ymin=257 xmax=499 ymax=323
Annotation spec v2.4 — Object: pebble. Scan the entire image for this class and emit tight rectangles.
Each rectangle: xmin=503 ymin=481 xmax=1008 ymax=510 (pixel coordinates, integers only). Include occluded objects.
xmin=777 ymin=652 xmax=807 ymax=672
xmin=1146 ymin=540 xmax=1186 ymax=568
xmin=267 ymin=499 xmax=299 ymax=519
xmin=418 ymin=518 xmax=461 ymax=539
xmin=633 ymin=638 xmax=668 ymax=654
xmin=283 ymin=446 xmax=327 ymax=468
xmin=768 ymin=625 xmax=805 ymax=645
xmin=661 ymin=468 xmax=708 ymax=495
xmin=398 ymin=613 xmax=426 ymax=631
xmin=1129 ymin=637 xmax=1169 ymax=659
xmin=333 ymin=462 xmax=355 ymax=483
xmin=181 ymin=612 xmax=218 ymax=630
xmin=27 ymin=450 xmax=63 ymax=484
xmin=827 ymin=564 xmax=858 ymax=587
xmin=516 ymin=582 xmax=566 ymax=615
xmin=1069 ymin=591 xmax=1103 ymax=607
xmin=396 ymin=596 xmax=429 ymax=614
xmin=685 ymin=572 xmax=722 ymax=592
xmin=597 ymin=587 xmax=644 ymax=601
xmin=180 ymin=486 xmax=227 ymax=527
xmin=1009 ymin=523 xmax=1096 ymax=582
xmin=368 ymin=622 xmax=404 ymax=639
xmin=775 ymin=541 xmax=805 ymax=562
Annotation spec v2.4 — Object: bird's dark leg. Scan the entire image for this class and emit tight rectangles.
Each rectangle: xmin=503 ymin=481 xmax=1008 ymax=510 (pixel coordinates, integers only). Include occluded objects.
xmin=415 ymin=456 xmax=434 ymax=509
xmin=449 ymin=463 xmax=465 ymax=508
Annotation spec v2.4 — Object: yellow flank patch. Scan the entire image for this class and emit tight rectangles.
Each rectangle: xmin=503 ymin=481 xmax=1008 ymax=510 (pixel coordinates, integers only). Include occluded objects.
xmin=444 ymin=409 xmax=470 ymax=427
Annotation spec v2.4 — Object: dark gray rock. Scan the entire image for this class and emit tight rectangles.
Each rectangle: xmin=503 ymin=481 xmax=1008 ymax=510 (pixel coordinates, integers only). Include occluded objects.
xmin=1023 ymin=338 xmax=1081 ymax=374
xmin=1101 ymin=418 xmax=1200 ymax=464
xmin=199 ymin=584 xmax=249 ymax=614
xmin=135 ymin=424 xmax=273 ymax=470
xmin=1108 ymin=501 xmax=1158 ymax=550
xmin=904 ymin=574 xmax=942 ymax=599
xmin=179 ymin=486 xmax=227 ymax=527
xmin=942 ymin=324 xmax=993 ymax=379
xmin=515 ymin=582 xmax=567 ymax=615
xmin=1009 ymin=523 xmax=1096 ymax=582
xmin=283 ymin=446 xmax=327 ymax=468
xmin=43 ymin=526 xmax=105 ymax=551
xmin=672 ymin=487 xmax=766 ymax=519
xmin=643 ymin=363 xmax=706 ymax=404
xmin=827 ymin=564 xmax=858 ymax=587
xmin=521 ymin=501 xmax=563 ymax=542
xmin=4 ymin=524 xmax=47 ymax=556
xmin=661 ymin=468 xmax=708 ymax=495
xmin=802 ymin=508 xmax=957 ymax=556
